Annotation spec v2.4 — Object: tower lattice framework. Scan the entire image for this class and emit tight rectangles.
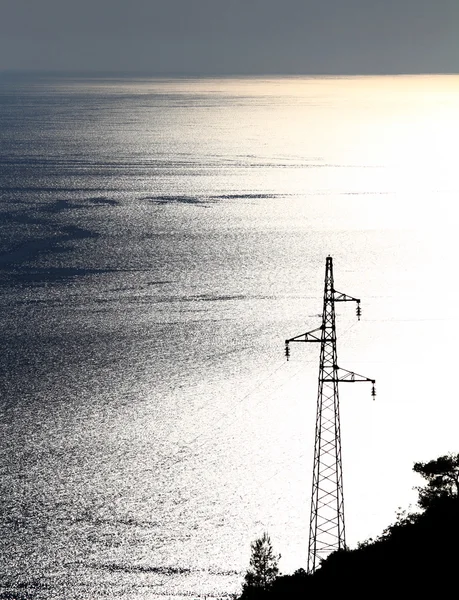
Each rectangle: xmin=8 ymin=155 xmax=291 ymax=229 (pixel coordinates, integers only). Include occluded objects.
xmin=285 ymin=256 xmax=375 ymax=573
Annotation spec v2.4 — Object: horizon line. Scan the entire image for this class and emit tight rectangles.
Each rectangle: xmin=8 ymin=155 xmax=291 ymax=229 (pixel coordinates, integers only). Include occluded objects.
xmin=1 ymin=69 xmax=458 ymax=79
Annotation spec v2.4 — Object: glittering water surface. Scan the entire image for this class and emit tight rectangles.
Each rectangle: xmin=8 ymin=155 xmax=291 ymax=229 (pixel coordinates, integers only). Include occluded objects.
xmin=1 ymin=74 xmax=459 ymax=598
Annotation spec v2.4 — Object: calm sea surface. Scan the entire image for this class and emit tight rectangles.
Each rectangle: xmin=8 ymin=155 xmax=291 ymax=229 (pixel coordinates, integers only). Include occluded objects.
xmin=1 ymin=74 xmax=459 ymax=599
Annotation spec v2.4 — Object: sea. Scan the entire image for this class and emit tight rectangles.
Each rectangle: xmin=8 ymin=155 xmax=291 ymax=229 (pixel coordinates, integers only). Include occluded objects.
xmin=1 ymin=73 xmax=459 ymax=599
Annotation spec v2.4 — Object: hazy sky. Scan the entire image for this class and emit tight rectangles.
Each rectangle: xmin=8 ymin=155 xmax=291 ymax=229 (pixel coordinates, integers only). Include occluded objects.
xmin=1 ymin=0 xmax=458 ymax=74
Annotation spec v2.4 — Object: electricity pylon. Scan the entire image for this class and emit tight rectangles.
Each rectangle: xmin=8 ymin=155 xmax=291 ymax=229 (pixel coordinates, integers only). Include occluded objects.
xmin=285 ymin=256 xmax=375 ymax=574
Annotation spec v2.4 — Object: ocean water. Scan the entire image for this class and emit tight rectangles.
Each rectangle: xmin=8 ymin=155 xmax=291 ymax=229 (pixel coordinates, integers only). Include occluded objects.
xmin=1 ymin=73 xmax=459 ymax=599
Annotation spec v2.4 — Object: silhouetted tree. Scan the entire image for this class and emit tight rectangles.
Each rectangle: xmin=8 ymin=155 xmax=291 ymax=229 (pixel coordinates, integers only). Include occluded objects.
xmin=413 ymin=452 xmax=459 ymax=508
xmin=241 ymin=533 xmax=280 ymax=598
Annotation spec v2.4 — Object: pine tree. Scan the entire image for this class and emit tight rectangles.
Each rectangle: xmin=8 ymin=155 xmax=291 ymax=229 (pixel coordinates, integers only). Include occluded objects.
xmin=241 ymin=532 xmax=280 ymax=598
xmin=413 ymin=452 xmax=459 ymax=508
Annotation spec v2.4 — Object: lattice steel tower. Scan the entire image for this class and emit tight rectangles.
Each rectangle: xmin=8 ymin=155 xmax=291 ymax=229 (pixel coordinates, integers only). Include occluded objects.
xmin=285 ymin=256 xmax=375 ymax=573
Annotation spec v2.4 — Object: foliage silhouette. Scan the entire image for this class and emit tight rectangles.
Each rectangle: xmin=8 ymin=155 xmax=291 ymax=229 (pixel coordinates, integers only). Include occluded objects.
xmin=237 ymin=452 xmax=459 ymax=598
xmin=413 ymin=452 xmax=459 ymax=508
xmin=240 ymin=533 xmax=280 ymax=599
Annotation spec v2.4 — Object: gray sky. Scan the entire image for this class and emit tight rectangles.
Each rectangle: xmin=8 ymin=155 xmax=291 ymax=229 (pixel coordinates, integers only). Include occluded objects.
xmin=1 ymin=0 xmax=458 ymax=74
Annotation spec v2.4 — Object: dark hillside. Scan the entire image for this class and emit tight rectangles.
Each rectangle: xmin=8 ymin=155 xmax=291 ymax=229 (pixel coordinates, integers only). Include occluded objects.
xmin=240 ymin=454 xmax=459 ymax=599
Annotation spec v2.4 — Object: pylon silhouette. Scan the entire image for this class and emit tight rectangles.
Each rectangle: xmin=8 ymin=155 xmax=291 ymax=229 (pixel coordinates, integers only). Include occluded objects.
xmin=285 ymin=256 xmax=375 ymax=573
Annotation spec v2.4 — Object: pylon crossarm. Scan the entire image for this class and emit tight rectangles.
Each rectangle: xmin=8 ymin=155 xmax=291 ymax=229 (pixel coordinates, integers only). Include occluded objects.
xmin=333 ymin=290 xmax=362 ymax=319
xmin=333 ymin=290 xmax=360 ymax=303
xmin=285 ymin=327 xmax=322 ymax=344
xmin=334 ymin=367 xmax=375 ymax=384
xmin=285 ymin=327 xmax=322 ymax=360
